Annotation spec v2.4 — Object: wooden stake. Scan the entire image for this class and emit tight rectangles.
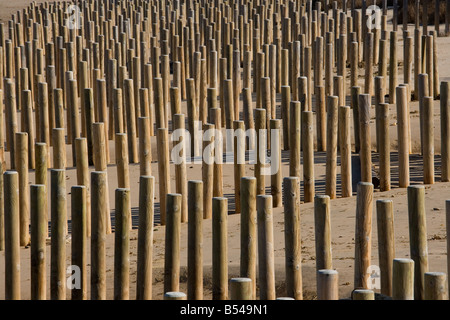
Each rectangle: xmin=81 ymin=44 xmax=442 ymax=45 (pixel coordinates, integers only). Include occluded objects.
xmin=115 ymin=133 xmax=130 ymax=189
xmin=75 ymin=138 xmax=91 ymax=238
xmin=187 ymin=180 xmax=203 ymax=300
xmin=392 ymin=258 xmax=414 ymax=300
xmin=71 ymin=185 xmax=87 ymax=300
xmin=230 ymin=278 xmax=252 ymax=300
xmin=397 ymin=86 xmax=410 ymax=187
xmin=91 ymin=171 xmax=107 ymax=300
xmin=354 ymin=182 xmax=374 ymax=289
xmin=257 ymin=195 xmax=275 ymax=300
xmin=423 ymin=96 xmax=435 ymax=184
xmin=15 ymin=132 xmax=29 ymax=247
xmin=254 ymin=108 xmax=266 ymax=195
xmin=212 ymin=197 xmax=228 ymax=300
xmin=407 ymin=185 xmax=429 ymax=300
xmin=289 ymin=101 xmax=301 ymax=178
xmin=30 ymin=184 xmax=46 ymax=300
xmin=283 ymin=177 xmax=302 ymax=300
xmin=50 ymin=169 xmax=66 ymax=300
xmin=376 ymin=199 xmax=395 ymax=297
xmin=157 ymin=128 xmax=171 ymax=226
xmin=339 ymin=106 xmax=352 ymax=197
xmin=317 ymin=270 xmax=339 ymax=300
xmin=314 ymin=195 xmax=333 ymax=272
xmin=124 ymin=79 xmax=139 ymax=163
xmin=424 ymin=272 xmax=448 ymax=300
xmin=442 ymin=82 xmax=450 ymax=181
xmin=114 ymin=188 xmax=130 ymax=300
xmin=4 ymin=171 xmax=20 ymax=300
xmin=326 ymin=96 xmax=338 ymax=199
xmin=358 ymin=94 xmax=372 ymax=183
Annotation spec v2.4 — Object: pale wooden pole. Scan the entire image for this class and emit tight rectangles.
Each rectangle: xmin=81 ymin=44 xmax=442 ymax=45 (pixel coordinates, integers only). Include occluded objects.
xmin=114 ymin=188 xmax=130 ymax=300
xmin=230 ymin=278 xmax=253 ymax=300
xmin=211 ymin=108 xmax=223 ymax=197
xmin=240 ymin=177 xmax=257 ymax=299
xmin=136 ymin=176 xmax=155 ymax=300
xmin=22 ymin=90 xmax=35 ymax=169
xmin=389 ymin=31 xmax=398 ymax=104
xmin=30 ymin=184 xmax=46 ymax=300
xmin=423 ymin=96 xmax=435 ymax=184
xmin=4 ymin=171 xmax=20 ymax=300
xmin=359 ymin=94 xmax=372 ymax=183
xmin=138 ymin=117 xmax=152 ymax=176
xmin=397 ymin=86 xmax=410 ymax=187
xmin=424 ymin=272 xmax=448 ymax=300
xmin=377 ymin=103 xmax=391 ymax=191
xmin=254 ymin=108 xmax=266 ymax=195
xmin=301 ymin=111 xmax=315 ymax=202
xmin=339 ymin=106 xmax=352 ymax=197
xmin=157 ymin=128 xmax=171 ymax=226
xmin=50 ymin=169 xmax=66 ymax=300
xmin=5 ymin=80 xmax=17 ymax=169
xmin=317 ymin=270 xmax=339 ymax=300
xmin=441 ymin=82 xmax=450 ymax=181
xmin=376 ymin=199 xmax=395 ymax=297
xmin=15 ymin=132 xmax=29 ymax=247
xmin=353 ymin=289 xmax=375 ymax=300
xmin=93 ymin=123 xmax=112 ymax=234
xmin=257 ymin=195 xmax=276 ymax=300
xmin=354 ymin=182 xmax=374 ymax=289
xmin=124 ymin=79 xmax=139 ymax=163
xmin=316 ymin=86 xmax=326 ymax=151
xmin=202 ymin=123 xmax=214 ymax=220
xmin=290 ymin=101 xmax=301 ymax=178
xmin=351 ymin=86 xmax=361 ymax=153
xmin=75 ymin=138 xmax=91 ymax=238
xmin=91 ymin=171 xmax=107 ymax=300
xmin=314 ymin=195 xmax=333 ymax=272
xmin=71 ymin=185 xmax=87 ymax=300
xmin=212 ymin=197 xmax=228 ymax=300
xmin=187 ymin=180 xmax=203 ymax=300
xmin=283 ymin=177 xmax=302 ymax=300
xmin=326 ymin=96 xmax=338 ymax=199
xmin=392 ymin=258 xmax=414 ymax=300
xmin=164 ymin=193 xmax=182 ymax=294
xmin=270 ymin=119 xmax=282 ymax=207
xmin=52 ymin=128 xmax=66 ymax=169
xmin=115 ymin=133 xmax=130 ymax=189
xmin=38 ymin=82 xmax=51 ymax=164
xmin=173 ymin=114 xmax=187 ymax=223
xmin=407 ymin=185 xmax=429 ymax=300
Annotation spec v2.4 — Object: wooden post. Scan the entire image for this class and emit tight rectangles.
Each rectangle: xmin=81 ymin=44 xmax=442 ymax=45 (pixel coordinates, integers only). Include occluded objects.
xmin=230 ymin=278 xmax=252 ymax=300
xmin=68 ymin=80 xmax=80 ymax=166
xmin=202 ymin=123 xmax=214 ymax=220
xmin=326 ymin=96 xmax=338 ymax=199
xmin=115 ymin=133 xmax=130 ymax=189
xmin=30 ymin=184 xmax=46 ymax=300
xmin=254 ymin=108 xmax=266 ymax=195
xmin=93 ymin=123 xmax=112 ymax=234
xmin=136 ymin=176 xmax=155 ymax=300
xmin=407 ymin=185 xmax=429 ymax=300
xmin=359 ymin=94 xmax=372 ymax=183
xmin=314 ymin=195 xmax=333 ymax=273
xmin=51 ymin=169 xmax=66 ymax=300
xmin=234 ymin=121 xmax=246 ymax=212
xmin=339 ymin=106 xmax=352 ymax=197
xmin=4 ymin=171 xmax=20 ymax=300
xmin=419 ymin=73 xmax=429 ymax=155
xmin=91 ymin=171 xmax=107 ymax=300
xmin=124 ymin=79 xmax=139 ymax=163
xmin=364 ymin=32 xmax=374 ymax=95
xmin=75 ymin=138 xmax=91 ymax=238
xmin=138 ymin=117 xmax=152 ymax=177
xmin=301 ymin=111 xmax=314 ymax=202
xmin=114 ymin=188 xmax=130 ymax=300
xmin=22 ymin=90 xmax=35 ymax=169
xmin=211 ymin=108 xmax=223 ymax=197
xmin=289 ymin=101 xmax=301 ymax=178
xmin=38 ymin=82 xmax=51 ymax=164
xmin=283 ymin=177 xmax=302 ymax=300
xmin=212 ymin=197 xmax=228 ymax=300
xmin=173 ymin=114 xmax=187 ymax=223
xmin=317 ymin=270 xmax=339 ymax=300
xmin=164 ymin=193 xmax=182 ymax=294
xmin=270 ymin=119 xmax=282 ymax=206
xmin=52 ymin=128 xmax=66 ymax=169
xmin=442 ymin=82 xmax=450 ymax=182
xmin=423 ymin=96 xmax=435 ymax=184
xmin=351 ymin=86 xmax=361 ymax=153
xmin=414 ymin=28 xmax=422 ymax=101
xmin=71 ymin=185 xmax=87 ymax=300
xmin=389 ymin=31 xmax=398 ymax=104
xmin=84 ymin=88 xmax=95 ymax=165
xmin=354 ymin=182 xmax=374 ymax=289
xmin=257 ymin=195 xmax=275 ymax=300
xmin=15 ymin=132 xmax=29 ymax=247
xmin=316 ymin=86 xmax=326 ymax=152
xmin=424 ymin=272 xmax=448 ymax=300
xmin=157 ymin=128 xmax=171 ymax=226
xmin=353 ymin=289 xmax=375 ymax=300
xmin=188 ymin=181 xmax=203 ymax=300
xmin=5 ymin=80 xmax=17 ymax=169
xmin=376 ymin=199 xmax=395 ymax=297
xmin=240 ymin=177 xmax=257 ymax=299
xmin=426 ymin=34 xmax=434 ymax=99
xmin=396 ymin=86 xmax=410 ymax=187
xmin=377 ymin=103 xmax=391 ymax=191
xmin=392 ymin=258 xmax=414 ymax=300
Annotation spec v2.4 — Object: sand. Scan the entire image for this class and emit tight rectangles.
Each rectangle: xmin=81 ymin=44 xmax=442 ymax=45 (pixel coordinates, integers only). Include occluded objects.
xmin=0 ymin=1 xmax=449 ymax=300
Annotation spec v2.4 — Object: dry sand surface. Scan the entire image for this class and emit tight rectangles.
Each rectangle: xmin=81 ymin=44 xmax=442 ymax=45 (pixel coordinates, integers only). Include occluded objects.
xmin=0 ymin=1 xmax=449 ymax=300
